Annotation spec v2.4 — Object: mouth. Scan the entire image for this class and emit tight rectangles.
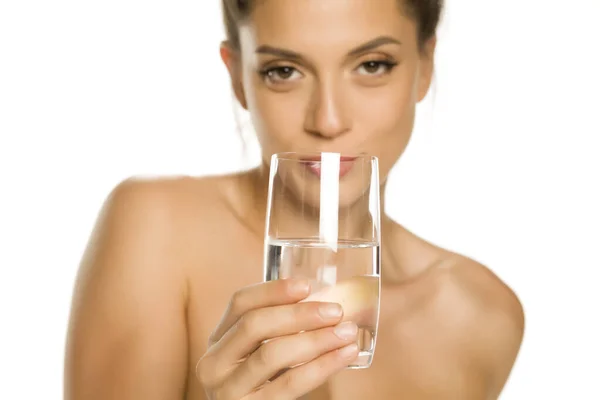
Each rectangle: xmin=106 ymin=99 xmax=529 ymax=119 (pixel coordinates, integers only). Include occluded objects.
xmin=300 ymin=156 xmax=357 ymax=178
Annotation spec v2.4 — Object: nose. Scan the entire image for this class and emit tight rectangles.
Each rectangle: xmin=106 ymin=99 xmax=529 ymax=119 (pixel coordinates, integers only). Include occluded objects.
xmin=303 ymin=78 xmax=352 ymax=139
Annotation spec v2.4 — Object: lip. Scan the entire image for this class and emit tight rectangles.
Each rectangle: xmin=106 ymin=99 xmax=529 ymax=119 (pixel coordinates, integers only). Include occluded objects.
xmin=301 ymin=156 xmax=357 ymax=178
xmin=299 ymin=156 xmax=358 ymax=163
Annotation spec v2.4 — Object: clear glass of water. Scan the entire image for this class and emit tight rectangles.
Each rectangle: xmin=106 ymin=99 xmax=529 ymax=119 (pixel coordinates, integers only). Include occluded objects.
xmin=263 ymin=152 xmax=381 ymax=369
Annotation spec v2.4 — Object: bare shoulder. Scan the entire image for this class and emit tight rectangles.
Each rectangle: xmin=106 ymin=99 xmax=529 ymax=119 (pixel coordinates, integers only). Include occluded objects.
xmin=83 ymin=175 xmax=231 ymax=272
xmin=442 ymin=254 xmax=525 ymax=343
xmin=98 ymin=172 xmax=250 ymax=268
xmin=65 ymin=173 xmax=242 ymax=399
xmin=99 ymin=173 xmax=241 ymax=238
xmin=103 ymin=173 xmax=235 ymax=217
xmin=432 ymin=253 xmax=525 ymax=396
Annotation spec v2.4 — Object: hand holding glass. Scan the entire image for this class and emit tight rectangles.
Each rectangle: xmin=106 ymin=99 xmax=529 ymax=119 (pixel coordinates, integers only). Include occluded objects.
xmin=263 ymin=152 xmax=381 ymax=369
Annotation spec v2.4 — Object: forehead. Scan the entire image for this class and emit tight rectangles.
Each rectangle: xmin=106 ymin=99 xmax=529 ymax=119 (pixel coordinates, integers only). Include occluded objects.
xmin=240 ymin=0 xmax=417 ymax=52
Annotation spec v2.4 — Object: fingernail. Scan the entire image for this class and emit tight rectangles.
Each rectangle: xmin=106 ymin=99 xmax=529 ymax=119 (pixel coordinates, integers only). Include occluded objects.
xmin=319 ymin=303 xmax=342 ymax=320
xmin=289 ymin=280 xmax=310 ymax=296
xmin=338 ymin=343 xmax=359 ymax=359
xmin=334 ymin=322 xmax=358 ymax=340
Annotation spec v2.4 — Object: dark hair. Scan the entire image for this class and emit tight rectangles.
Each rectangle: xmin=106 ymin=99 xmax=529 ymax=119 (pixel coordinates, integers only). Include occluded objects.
xmin=222 ymin=0 xmax=444 ymax=50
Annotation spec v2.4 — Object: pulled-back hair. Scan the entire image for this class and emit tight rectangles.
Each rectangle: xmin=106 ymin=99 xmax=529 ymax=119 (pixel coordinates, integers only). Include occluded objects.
xmin=222 ymin=0 xmax=444 ymax=50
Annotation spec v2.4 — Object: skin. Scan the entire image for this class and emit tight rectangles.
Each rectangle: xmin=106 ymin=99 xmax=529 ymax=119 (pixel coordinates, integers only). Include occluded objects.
xmin=64 ymin=0 xmax=525 ymax=399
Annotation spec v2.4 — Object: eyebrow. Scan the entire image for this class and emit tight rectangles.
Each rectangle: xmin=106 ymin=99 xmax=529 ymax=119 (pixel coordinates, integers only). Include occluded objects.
xmin=255 ymin=46 xmax=303 ymax=61
xmin=348 ymin=36 xmax=402 ymax=57
xmin=255 ymin=35 xmax=402 ymax=61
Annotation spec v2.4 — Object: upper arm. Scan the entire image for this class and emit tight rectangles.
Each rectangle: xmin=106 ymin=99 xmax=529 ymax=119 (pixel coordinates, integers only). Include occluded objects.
xmin=65 ymin=179 xmax=190 ymax=399
xmin=452 ymin=261 xmax=525 ymax=399
xmin=477 ymin=288 xmax=525 ymax=399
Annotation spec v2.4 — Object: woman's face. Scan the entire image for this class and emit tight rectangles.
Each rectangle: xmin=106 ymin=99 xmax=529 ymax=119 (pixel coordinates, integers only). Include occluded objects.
xmin=222 ymin=0 xmax=436 ymax=181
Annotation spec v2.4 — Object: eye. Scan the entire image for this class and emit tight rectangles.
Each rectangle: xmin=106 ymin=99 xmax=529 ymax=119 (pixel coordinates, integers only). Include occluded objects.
xmin=260 ymin=66 xmax=302 ymax=84
xmin=356 ymin=60 xmax=397 ymax=76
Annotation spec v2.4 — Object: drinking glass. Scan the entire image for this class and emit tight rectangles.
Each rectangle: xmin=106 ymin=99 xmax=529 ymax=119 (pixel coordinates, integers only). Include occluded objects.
xmin=263 ymin=152 xmax=381 ymax=369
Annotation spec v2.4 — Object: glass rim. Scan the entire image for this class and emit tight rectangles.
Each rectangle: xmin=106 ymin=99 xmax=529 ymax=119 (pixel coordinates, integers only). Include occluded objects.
xmin=271 ymin=151 xmax=378 ymax=162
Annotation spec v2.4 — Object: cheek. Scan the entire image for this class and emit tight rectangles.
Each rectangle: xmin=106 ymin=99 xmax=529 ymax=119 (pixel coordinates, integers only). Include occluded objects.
xmin=246 ymin=82 xmax=308 ymax=149
xmin=352 ymin=84 xmax=414 ymax=132
xmin=353 ymin=62 xmax=420 ymax=133
xmin=351 ymin=75 xmax=418 ymax=172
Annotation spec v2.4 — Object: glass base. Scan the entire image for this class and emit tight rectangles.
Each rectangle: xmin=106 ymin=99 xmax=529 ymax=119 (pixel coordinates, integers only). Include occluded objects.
xmin=346 ymin=350 xmax=373 ymax=369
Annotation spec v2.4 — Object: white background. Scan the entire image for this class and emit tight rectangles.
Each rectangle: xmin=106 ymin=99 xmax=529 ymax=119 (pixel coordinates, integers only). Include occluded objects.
xmin=1 ymin=0 xmax=599 ymax=398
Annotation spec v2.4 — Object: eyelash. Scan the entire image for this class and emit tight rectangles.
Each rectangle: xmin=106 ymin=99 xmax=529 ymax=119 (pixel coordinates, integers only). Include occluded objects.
xmin=356 ymin=60 xmax=398 ymax=76
xmin=259 ymin=66 xmax=300 ymax=83
xmin=259 ymin=59 xmax=398 ymax=84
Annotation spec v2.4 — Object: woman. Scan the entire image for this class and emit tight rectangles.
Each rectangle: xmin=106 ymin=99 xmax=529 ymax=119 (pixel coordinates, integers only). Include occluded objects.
xmin=64 ymin=0 xmax=525 ymax=398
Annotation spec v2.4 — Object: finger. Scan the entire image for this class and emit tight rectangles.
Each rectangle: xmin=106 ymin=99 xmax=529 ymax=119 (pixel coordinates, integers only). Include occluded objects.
xmin=220 ymin=321 xmax=358 ymax=400
xmin=200 ymin=301 xmax=344 ymax=386
xmin=302 ymin=275 xmax=379 ymax=328
xmin=256 ymin=342 xmax=360 ymax=400
xmin=209 ymin=278 xmax=311 ymax=346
